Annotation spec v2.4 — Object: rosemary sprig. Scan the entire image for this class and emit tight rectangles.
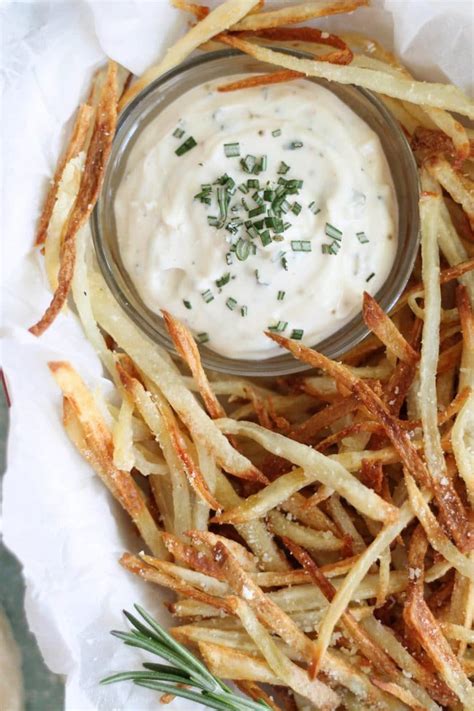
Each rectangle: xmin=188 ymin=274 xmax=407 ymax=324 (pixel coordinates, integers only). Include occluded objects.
xmin=101 ymin=605 xmax=272 ymax=711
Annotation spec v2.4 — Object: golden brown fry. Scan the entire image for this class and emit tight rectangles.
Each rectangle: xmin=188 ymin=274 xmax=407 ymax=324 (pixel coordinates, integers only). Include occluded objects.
xmin=30 ymin=61 xmax=117 ymax=336
xmin=120 ymin=0 xmax=260 ymax=108
xmin=403 ymin=527 xmax=474 ymax=707
xmin=50 ymin=362 xmax=165 ymax=557
xmin=35 ymin=103 xmax=94 ymax=247
xmin=162 ymin=309 xmax=226 ymax=419
xmin=232 ymin=0 xmax=368 ymax=31
xmin=362 ymin=292 xmax=420 ymax=365
xmin=117 ymin=363 xmax=221 ymax=511
xmin=218 ymin=34 xmax=474 ymax=117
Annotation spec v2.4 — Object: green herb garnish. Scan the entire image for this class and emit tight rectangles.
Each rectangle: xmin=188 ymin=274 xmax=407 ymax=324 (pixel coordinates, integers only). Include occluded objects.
xmin=172 ymin=127 xmax=184 ymax=139
xmin=291 ymin=240 xmax=312 ymax=252
xmin=102 ymin=606 xmax=272 ymax=711
xmin=272 ymin=128 xmax=282 ymax=137
xmin=291 ymin=329 xmax=304 ymax=340
xmin=215 ymin=273 xmax=231 ymax=289
xmin=224 ymin=142 xmax=240 ymax=158
xmin=241 ymin=305 xmax=248 ymax=317
xmin=175 ymin=136 xmax=197 ymax=156
xmin=183 ymin=300 xmax=192 ymax=310
xmin=268 ymin=321 xmax=288 ymax=332
xmin=201 ymin=289 xmax=214 ymax=303
xmin=366 ymin=272 xmax=375 ymax=282
xmin=277 ymin=290 xmax=285 ymax=301
xmin=197 ymin=332 xmax=209 ymax=344
xmin=325 ymin=223 xmax=343 ymax=241
xmin=356 ymin=231 xmax=369 ymax=244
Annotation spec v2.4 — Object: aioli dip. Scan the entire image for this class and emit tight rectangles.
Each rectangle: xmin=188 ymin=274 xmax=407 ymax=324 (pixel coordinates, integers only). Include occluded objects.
xmin=115 ymin=76 xmax=397 ymax=360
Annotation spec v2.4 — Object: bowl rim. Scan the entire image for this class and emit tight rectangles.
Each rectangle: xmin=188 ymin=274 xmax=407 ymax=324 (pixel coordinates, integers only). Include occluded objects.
xmin=92 ymin=47 xmax=420 ymax=377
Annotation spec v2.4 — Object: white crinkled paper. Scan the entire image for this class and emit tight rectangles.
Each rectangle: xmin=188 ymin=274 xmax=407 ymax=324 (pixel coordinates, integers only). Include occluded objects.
xmin=1 ymin=1 xmax=473 ymax=709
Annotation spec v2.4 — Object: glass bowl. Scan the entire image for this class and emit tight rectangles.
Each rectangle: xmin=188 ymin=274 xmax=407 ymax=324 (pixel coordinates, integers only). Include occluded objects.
xmin=92 ymin=48 xmax=419 ymax=377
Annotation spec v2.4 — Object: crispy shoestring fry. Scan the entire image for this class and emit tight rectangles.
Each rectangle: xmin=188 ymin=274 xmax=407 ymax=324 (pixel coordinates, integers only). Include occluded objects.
xmin=231 ymin=0 xmax=368 ymax=31
xmin=217 ymin=34 xmax=474 ymax=117
xmin=35 ymin=103 xmax=94 ymax=247
xmin=30 ymin=61 xmax=118 ymax=336
xmin=51 ymin=362 xmax=166 ymax=558
xmin=120 ymin=0 xmax=261 ymax=108
xmin=403 ymin=527 xmax=474 ymax=707
xmin=216 ymin=418 xmax=397 ymax=522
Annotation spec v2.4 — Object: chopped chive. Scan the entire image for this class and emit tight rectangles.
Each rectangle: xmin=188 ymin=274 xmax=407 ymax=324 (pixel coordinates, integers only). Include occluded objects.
xmin=268 ymin=321 xmax=288 ymax=333
xmin=260 ymin=230 xmax=272 ymax=247
xmin=291 ymin=202 xmax=302 ymax=216
xmin=226 ymin=297 xmax=237 ymax=311
xmin=272 ymin=128 xmax=282 ymax=137
xmin=290 ymin=141 xmax=303 ymax=149
xmin=173 ymin=127 xmax=184 ymax=138
xmin=281 ymin=256 xmax=288 ymax=270
xmin=273 ymin=234 xmax=284 ymax=242
xmin=322 ymin=243 xmax=338 ymax=255
xmin=291 ymin=329 xmax=304 ymax=340
xmin=366 ymin=272 xmax=375 ymax=282
xmin=215 ymin=273 xmax=231 ymax=288
xmin=175 ymin=136 xmax=197 ymax=156
xmin=255 ymin=269 xmax=269 ymax=285
xmin=356 ymin=231 xmax=369 ymax=244
xmin=201 ymin=289 xmax=214 ymax=303
xmin=325 ymin=223 xmax=343 ymax=240
xmin=197 ymin=332 xmax=209 ymax=344
xmin=207 ymin=215 xmax=219 ymax=226
xmin=308 ymin=202 xmax=320 ymax=215
xmin=252 ymin=191 xmax=264 ymax=206
xmin=241 ymin=154 xmax=256 ymax=173
xmin=265 ymin=216 xmax=284 ymax=232
xmin=183 ymin=299 xmax=192 ymax=310
xmin=248 ymin=205 xmax=266 ymax=218
xmin=291 ymin=240 xmax=312 ymax=252
xmin=283 ymin=221 xmax=291 ymax=231
xmin=285 ymin=179 xmax=303 ymax=193
xmin=238 ymin=183 xmax=249 ymax=194
xmin=224 ymin=142 xmax=240 ymax=157
xmin=247 ymin=179 xmax=259 ymax=189
xmin=241 ymin=305 xmax=248 ymax=317
xmin=263 ymin=189 xmax=275 ymax=202
xmin=249 ymin=242 xmax=257 ymax=255
xmin=253 ymin=219 xmax=265 ymax=230
xmin=235 ymin=238 xmax=250 ymax=261
xmin=241 ymin=198 xmax=250 ymax=211
xmin=277 ymin=161 xmax=290 ymax=175
xmin=246 ymin=223 xmax=260 ymax=240
xmin=226 ymin=252 xmax=233 ymax=265
xmin=277 ymin=290 xmax=285 ymax=301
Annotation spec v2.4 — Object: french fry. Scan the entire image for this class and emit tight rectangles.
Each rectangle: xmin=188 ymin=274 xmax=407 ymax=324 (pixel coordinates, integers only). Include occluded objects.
xmin=90 ymin=268 xmax=266 ymax=483
xmin=162 ymin=310 xmax=225 ymax=419
xmin=217 ymin=34 xmax=474 ymax=117
xmin=267 ymin=510 xmax=344 ymax=553
xmin=232 ymin=0 xmax=368 ymax=31
xmin=50 ymin=362 xmax=166 ymax=558
xmin=362 ymin=292 xmax=420 ymax=365
xmin=229 ymin=598 xmax=340 ymax=710
xmin=426 ymin=156 xmax=474 ymax=230
xmin=403 ymin=527 xmax=474 ymax=707
xmin=30 ymin=61 xmax=118 ymax=336
xmin=216 ymin=418 xmax=397 ymax=523
xmin=120 ymin=0 xmax=261 ymax=108
xmin=35 ymin=103 xmax=94 ymax=247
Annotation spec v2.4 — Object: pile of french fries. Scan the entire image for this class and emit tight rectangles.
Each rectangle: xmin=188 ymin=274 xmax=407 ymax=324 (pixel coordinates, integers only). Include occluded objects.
xmin=29 ymin=1 xmax=474 ymax=708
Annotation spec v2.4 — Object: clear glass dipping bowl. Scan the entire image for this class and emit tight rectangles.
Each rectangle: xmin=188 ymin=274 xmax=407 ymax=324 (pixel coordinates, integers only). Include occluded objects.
xmin=92 ymin=49 xmax=420 ymax=377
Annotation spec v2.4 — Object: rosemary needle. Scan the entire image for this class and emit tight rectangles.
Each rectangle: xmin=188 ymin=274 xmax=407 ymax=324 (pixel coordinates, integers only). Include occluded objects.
xmin=101 ymin=605 xmax=272 ymax=711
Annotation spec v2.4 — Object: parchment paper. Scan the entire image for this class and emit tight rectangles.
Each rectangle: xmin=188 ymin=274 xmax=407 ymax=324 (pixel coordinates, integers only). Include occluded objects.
xmin=1 ymin=1 xmax=473 ymax=709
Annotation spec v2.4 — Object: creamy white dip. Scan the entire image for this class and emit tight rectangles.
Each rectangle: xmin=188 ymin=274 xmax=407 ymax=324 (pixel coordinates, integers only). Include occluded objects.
xmin=115 ymin=76 xmax=397 ymax=360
